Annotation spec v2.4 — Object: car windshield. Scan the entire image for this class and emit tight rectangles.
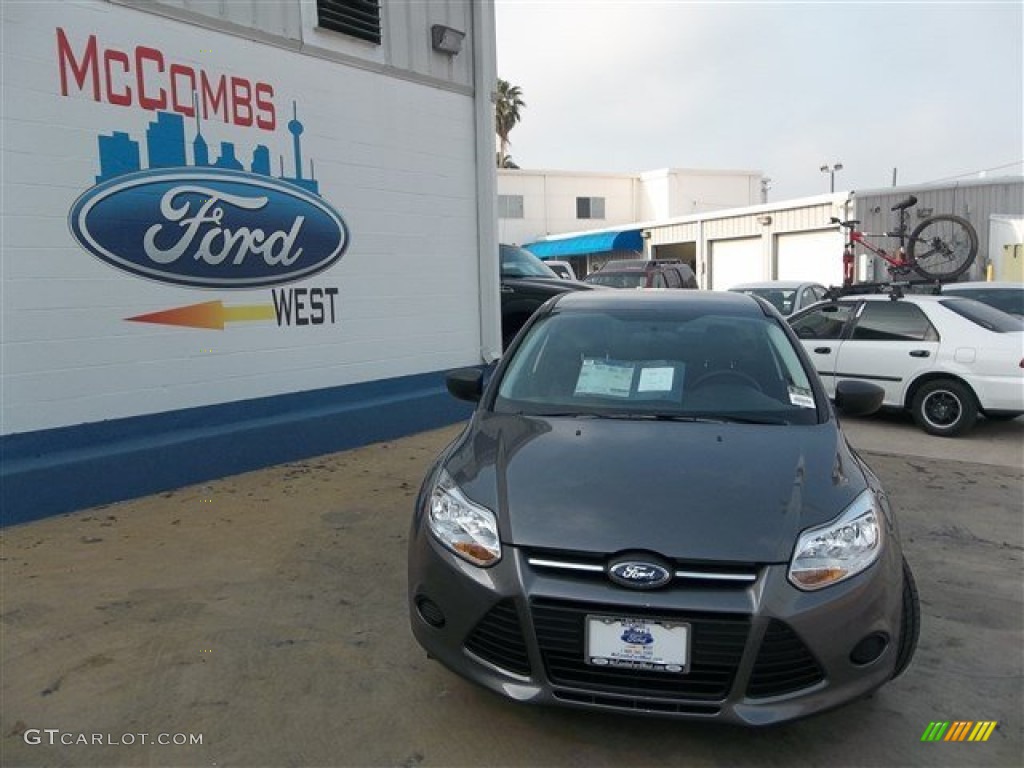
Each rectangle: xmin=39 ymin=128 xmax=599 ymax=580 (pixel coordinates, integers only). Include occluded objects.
xmin=735 ymin=288 xmax=797 ymax=315
xmin=585 ymin=272 xmax=647 ymax=289
xmin=938 ymin=298 xmax=1024 ymax=332
xmin=494 ymin=309 xmax=821 ymax=425
xmin=500 ymin=244 xmax=559 ymax=278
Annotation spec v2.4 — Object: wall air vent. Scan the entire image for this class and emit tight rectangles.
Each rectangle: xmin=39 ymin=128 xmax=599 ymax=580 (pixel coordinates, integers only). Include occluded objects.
xmin=316 ymin=0 xmax=382 ymax=45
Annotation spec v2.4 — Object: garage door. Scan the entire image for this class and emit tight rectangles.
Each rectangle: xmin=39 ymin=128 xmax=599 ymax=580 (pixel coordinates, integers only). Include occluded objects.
xmin=776 ymin=231 xmax=843 ymax=286
xmin=710 ymin=237 xmax=763 ymax=290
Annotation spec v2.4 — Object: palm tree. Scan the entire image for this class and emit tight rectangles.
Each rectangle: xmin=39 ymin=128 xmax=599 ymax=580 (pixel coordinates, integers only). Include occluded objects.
xmin=495 ymin=79 xmax=525 ymax=168
xmin=496 ymin=151 xmax=519 ymax=169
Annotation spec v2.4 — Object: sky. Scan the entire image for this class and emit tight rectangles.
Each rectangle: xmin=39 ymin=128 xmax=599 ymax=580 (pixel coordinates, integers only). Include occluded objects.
xmin=494 ymin=1 xmax=1024 ymax=203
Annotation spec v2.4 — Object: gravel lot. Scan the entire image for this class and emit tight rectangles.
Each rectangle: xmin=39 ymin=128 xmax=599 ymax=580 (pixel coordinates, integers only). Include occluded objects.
xmin=2 ymin=416 xmax=1021 ymax=767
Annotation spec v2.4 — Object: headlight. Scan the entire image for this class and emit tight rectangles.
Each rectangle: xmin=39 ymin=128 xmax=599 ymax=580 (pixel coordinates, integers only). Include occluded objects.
xmin=427 ymin=469 xmax=501 ymax=567
xmin=788 ymin=489 xmax=883 ymax=591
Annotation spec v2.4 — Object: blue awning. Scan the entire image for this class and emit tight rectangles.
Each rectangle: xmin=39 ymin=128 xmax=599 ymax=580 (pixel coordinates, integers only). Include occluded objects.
xmin=523 ymin=229 xmax=643 ymax=259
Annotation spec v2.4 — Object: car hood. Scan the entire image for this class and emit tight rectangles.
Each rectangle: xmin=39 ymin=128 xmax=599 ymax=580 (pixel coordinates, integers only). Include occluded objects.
xmin=502 ymin=275 xmax=597 ymax=293
xmin=444 ymin=412 xmax=867 ymax=563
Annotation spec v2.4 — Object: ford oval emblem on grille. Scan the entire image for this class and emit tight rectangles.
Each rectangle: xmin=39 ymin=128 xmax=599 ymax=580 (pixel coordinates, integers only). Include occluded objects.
xmin=608 ymin=558 xmax=672 ymax=590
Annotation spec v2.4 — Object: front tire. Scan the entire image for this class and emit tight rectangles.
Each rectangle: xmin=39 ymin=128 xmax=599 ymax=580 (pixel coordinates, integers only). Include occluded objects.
xmin=891 ymin=558 xmax=920 ymax=679
xmin=911 ymin=379 xmax=978 ymax=436
xmin=908 ymin=214 xmax=977 ymax=282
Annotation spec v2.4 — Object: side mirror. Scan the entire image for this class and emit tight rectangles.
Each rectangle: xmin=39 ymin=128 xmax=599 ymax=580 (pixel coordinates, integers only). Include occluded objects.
xmin=834 ymin=380 xmax=884 ymax=417
xmin=445 ymin=368 xmax=484 ymax=403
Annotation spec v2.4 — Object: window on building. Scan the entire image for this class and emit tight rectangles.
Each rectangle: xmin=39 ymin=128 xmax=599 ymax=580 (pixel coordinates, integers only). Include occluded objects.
xmin=498 ymin=195 xmax=524 ymax=219
xmin=316 ymin=0 xmax=382 ymax=45
xmin=576 ymin=196 xmax=606 ymax=220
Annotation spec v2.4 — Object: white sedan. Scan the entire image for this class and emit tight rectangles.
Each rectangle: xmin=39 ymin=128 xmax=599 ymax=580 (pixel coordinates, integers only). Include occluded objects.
xmin=788 ymin=293 xmax=1024 ymax=436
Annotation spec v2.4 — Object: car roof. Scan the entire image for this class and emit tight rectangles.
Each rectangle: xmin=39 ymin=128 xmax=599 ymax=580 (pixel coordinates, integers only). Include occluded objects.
xmin=597 ymin=259 xmax=684 ymax=272
xmin=831 ymin=293 xmax=951 ymax=305
xmin=730 ymin=281 xmax=819 ymax=290
xmin=553 ymin=288 xmax=766 ymax=317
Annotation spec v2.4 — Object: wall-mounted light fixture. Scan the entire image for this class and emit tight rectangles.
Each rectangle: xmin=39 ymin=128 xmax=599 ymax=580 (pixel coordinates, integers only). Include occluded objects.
xmin=641 ymin=230 xmax=652 ymax=239
xmin=431 ymin=25 xmax=465 ymax=55
xmin=757 ymin=215 xmax=772 ymax=226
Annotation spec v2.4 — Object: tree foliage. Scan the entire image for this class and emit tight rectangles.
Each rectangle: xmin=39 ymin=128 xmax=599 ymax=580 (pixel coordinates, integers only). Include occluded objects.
xmin=495 ymin=79 xmax=525 ymax=168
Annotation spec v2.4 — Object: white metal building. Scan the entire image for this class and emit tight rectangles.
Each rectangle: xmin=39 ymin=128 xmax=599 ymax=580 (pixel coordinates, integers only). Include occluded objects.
xmin=1 ymin=0 xmax=500 ymax=523
xmin=526 ymin=178 xmax=1024 ymax=288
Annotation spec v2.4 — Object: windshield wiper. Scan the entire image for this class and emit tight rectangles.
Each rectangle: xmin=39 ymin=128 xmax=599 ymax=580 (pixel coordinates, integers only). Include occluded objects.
xmin=596 ymin=412 xmax=730 ymax=423
xmin=713 ymin=415 xmax=789 ymax=425
xmin=518 ymin=410 xmax=789 ymax=424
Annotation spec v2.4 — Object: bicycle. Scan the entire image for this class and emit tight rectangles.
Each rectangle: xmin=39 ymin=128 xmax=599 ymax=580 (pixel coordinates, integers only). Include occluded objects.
xmin=831 ymin=195 xmax=978 ymax=285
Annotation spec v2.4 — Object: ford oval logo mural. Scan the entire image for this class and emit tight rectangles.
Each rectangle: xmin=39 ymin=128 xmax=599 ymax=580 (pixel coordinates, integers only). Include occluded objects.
xmin=608 ymin=559 xmax=673 ymax=590
xmin=69 ymin=167 xmax=349 ymax=289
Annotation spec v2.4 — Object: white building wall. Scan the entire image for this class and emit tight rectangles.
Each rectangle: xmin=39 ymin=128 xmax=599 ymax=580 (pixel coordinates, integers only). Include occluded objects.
xmin=498 ymin=167 xmax=764 ymax=246
xmin=496 ymin=170 xmax=639 ymax=245
xmin=1 ymin=0 xmax=491 ymax=436
xmin=639 ymin=168 xmax=762 ymax=218
xmin=124 ymin=0 xmax=477 ymax=90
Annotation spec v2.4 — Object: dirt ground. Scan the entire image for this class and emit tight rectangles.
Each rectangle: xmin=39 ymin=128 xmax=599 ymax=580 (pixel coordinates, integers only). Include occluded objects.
xmin=1 ymin=421 xmax=1022 ymax=768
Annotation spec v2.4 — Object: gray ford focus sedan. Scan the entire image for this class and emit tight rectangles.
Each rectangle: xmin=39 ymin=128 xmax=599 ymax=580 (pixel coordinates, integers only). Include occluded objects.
xmin=408 ymin=290 xmax=919 ymax=725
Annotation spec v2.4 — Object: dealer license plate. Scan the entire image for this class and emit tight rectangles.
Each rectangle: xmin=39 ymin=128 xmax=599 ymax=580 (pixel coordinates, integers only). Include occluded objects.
xmin=585 ymin=615 xmax=690 ymax=674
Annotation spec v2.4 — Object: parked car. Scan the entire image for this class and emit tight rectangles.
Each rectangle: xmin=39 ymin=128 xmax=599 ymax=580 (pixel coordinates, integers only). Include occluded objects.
xmin=544 ymin=260 xmax=578 ymax=281
xmin=730 ymin=280 xmax=828 ymax=317
xmin=584 ymin=259 xmax=698 ymax=289
xmin=500 ymin=244 xmax=595 ymax=349
xmin=789 ymin=292 xmax=1024 ymax=436
xmin=409 ymin=290 xmax=919 ymax=726
xmin=941 ymin=281 xmax=1024 ymax=318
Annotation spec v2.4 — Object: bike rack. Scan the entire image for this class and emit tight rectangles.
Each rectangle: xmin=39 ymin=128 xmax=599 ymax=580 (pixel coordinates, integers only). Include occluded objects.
xmin=823 ymin=279 xmax=944 ymax=302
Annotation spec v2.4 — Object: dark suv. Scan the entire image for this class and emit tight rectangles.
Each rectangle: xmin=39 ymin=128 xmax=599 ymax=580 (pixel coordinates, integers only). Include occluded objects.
xmin=500 ymin=244 xmax=595 ymax=349
xmin=584 ymin=258 xmax=698 ymax=289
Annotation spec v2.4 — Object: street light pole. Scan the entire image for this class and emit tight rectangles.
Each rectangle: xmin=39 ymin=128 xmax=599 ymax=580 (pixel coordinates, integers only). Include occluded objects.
xmin=820 ymin=162 xmax=843 ymax=193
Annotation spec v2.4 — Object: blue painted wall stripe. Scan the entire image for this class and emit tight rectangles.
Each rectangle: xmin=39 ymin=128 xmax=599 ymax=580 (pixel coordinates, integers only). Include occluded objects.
xmin=1 ymin=370 xmax=473 ymax=527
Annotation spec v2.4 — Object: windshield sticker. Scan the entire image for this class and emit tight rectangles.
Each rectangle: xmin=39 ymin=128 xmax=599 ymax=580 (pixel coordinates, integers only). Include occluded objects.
xmin=637 ymin=366 xmax=676 ymax=392
xmin=788 ymin=386 xmax=816 ymax=409
xmin=575 ymin=359 xmax=634 ymax=398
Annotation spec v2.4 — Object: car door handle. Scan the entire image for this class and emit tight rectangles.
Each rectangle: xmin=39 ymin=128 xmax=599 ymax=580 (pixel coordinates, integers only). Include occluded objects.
xmin=500 ymin=286 xmax=515 ymax=293
xmin=909 ymin=350 xmax=930 ymax=358
xmin=813 ymin=347 xmax=832 ymax=354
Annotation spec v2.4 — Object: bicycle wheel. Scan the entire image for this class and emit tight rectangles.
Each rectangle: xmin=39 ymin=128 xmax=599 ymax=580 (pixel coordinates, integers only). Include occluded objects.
xmin=907 ymin=214 xmax=977 ymax=281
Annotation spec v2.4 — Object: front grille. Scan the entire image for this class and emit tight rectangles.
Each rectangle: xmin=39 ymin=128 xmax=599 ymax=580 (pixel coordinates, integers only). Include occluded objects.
xmin=554 ymin=689 xmax=720 ymax=716
xmin=525 ymin=548 xmax=759 ymax=589
xmin=531 ymin=598 xmax=749 ymax=701
xmin=463 ymin=600 xmax=531 ymax=676
xmin=746 ymin=620 xmax=825 ymax=698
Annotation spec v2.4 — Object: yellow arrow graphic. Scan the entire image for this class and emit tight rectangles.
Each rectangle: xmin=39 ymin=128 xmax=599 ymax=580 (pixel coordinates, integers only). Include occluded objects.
xmin=126 ymin=301 xmax=276 ymax=330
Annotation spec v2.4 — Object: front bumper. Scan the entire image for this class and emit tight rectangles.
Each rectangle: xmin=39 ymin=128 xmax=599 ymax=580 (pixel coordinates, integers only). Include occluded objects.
xmin=408 ymin=532 xmax=905 ymax=726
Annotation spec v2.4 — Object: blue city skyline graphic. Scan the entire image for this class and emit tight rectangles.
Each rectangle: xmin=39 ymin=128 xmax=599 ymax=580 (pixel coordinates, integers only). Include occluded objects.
xmin=95 ymin=100 xmax=320 ymax=195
